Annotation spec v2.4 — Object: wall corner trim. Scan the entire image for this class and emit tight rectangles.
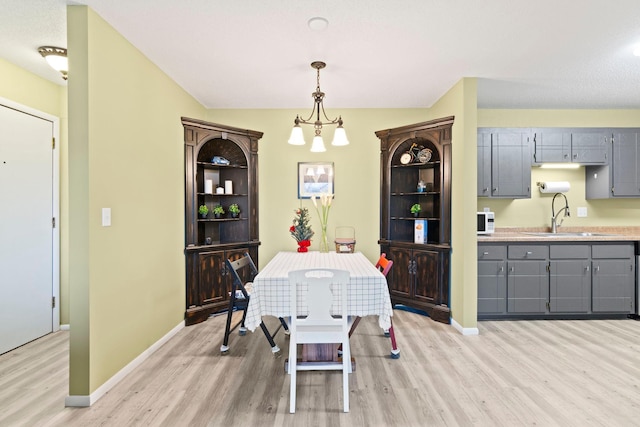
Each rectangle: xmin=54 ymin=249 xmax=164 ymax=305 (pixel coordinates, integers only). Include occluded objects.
xmin=65 ymin=320 xmax=185 ymax=407
xmin=451 ymin=318 xmax=479 ymax=336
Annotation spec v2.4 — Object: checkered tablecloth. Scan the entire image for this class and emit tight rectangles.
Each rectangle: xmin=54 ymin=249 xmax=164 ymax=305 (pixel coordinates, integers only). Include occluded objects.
xmin=244 ymin=251 xmax=393 ymax=332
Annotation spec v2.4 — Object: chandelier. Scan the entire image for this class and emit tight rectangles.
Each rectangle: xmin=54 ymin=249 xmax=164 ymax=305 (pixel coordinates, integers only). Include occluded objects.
xmin=288 ymin=61 xmax=349 ymax=152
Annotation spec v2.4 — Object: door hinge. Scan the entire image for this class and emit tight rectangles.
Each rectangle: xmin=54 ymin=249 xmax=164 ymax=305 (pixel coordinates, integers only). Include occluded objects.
xmin=52 ymin=296 xmax=56 ymax=308
xmin=52 ymin=217 xmax=56 ymax=228
xmin=52 ymin=137 xmax=55 ymax=149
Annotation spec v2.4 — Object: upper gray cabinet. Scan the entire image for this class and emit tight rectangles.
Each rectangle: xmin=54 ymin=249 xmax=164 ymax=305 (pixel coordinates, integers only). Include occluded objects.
xmin=477 ymin=128 xmax=531 ymax=198
xmin=532 ymin=128 xmax=609 ymax=165
xmin=586 ymin=129 xmax=640 ymax=198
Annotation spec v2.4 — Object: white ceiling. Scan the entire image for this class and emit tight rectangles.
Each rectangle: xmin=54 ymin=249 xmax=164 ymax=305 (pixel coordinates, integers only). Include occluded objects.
xmin=2 ymin=0 xmax=640 ymax=110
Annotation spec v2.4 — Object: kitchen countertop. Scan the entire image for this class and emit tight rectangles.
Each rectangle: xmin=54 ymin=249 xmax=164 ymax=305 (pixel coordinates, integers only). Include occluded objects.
xmin=478 ymin=226 xmax=640 ymax=242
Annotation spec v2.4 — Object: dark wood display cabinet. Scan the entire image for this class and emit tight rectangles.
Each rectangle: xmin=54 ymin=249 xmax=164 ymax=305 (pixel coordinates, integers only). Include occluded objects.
xmin=182 ymin=117 xmax=262 ymax=325
xmin=376 ymin=116 xmax=453 ymax=323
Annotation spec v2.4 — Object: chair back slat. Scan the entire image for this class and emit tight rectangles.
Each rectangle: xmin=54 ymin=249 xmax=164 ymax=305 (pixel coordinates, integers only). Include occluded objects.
xmin=375 ymin=253 xmax=393 ymax=277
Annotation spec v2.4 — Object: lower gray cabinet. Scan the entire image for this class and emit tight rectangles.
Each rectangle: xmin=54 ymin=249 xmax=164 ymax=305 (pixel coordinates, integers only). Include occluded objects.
xmin=592 ymin=244 xmax=636 ymax=313
xmin=507 ymin=260 xmax=548 ymax=313
xmin=478 ymin=246 xmax=506 ymax=314
xmin=477 ymin=241 xmax=636 ymax=318
xmin=549 ymin=245 xmax=591 ymax=313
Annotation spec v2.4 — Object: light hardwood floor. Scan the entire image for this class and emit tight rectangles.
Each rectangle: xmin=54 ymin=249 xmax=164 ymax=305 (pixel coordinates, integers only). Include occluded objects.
xmin=2 ymin=311 xmax=640 ymax=426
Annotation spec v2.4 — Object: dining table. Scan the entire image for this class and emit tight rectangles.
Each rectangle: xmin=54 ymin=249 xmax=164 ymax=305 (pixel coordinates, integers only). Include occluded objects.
xmin=244 ymin=251 xmax=395 ymax=366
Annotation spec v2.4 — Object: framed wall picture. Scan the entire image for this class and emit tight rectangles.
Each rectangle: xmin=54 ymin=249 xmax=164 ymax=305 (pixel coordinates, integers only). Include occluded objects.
xmin=298 ymin=162 xmax=334 ymax=199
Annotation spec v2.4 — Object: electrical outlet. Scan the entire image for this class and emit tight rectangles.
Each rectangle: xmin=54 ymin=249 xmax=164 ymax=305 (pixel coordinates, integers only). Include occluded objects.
xmin=577 ymin=207 xmax=587 ymax=217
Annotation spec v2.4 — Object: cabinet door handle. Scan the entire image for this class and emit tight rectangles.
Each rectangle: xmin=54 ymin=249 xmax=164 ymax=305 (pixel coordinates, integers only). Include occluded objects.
xmin=499 ymin=266 xmax=504 ymax=273
xmin=585 ymin=265 xmax=590 ymax=272
xmin=509 ymin=266 xmax=514 ymax=273
xmin=483 ymin=187 xmax=489 ymax=193
xmin=595 ymin=265 xmax=600 ymax=273
xmin=525 ymin=251 xmax=533 ymax=257
xmin=483 ymin=251 xmax=489 ymax=256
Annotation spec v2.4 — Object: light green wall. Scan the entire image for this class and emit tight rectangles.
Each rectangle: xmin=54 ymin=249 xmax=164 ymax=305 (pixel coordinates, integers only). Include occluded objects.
xmin=67 ymin=6 xmax=205 ymax=396
xmin=478 ymin=109 xmax=640 ymax=227
xmin=204 ymin=108 xmax=431 ymax=266
xmin=429 ymin=78 xmax=478 ymax=329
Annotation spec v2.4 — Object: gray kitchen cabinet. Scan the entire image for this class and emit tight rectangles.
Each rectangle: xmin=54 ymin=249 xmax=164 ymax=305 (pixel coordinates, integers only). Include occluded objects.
xmin=506 ymin=245 xmax=548 ymax=313
xmin=532 ymin=128 xmax=572 ymax=163
xmin=570 ymin=131 xmax=610 ymax=164
xmin=477 ymin=241 xmax=636 ymax=319
xmin=477 ymin=131 xmax=492 ymax=197
xmin=591 ymin=244 xmax=635 ymax=313
xmin=548 ymin=245 xmax=590 ymax=313
xmin=532 ymin=129 xmax=608 ymax=165
xmin=611 ymin=130 xmax=640 ymax=196
xmin=477 ymin=128 xmax=531 ymax=198
xmin=477 ymin=245 xmax=507 ymax=314
xmin=585 ymin=129 xmax=640 ymax=198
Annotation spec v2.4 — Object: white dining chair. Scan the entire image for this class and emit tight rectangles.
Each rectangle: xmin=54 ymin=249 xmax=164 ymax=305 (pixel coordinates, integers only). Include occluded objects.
xmin=287 ymin=268 xmax=351 ymax=413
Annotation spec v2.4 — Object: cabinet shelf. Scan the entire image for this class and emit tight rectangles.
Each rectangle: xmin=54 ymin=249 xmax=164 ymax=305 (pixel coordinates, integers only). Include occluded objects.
xmin=392 ymin=217 xmax=440 ymax=221
xmin=198 ymin=192 xmax=248 ymax=197
xmin=197 ymin=161 xmax=248 ymax=170
xmin=391 ymin=161 xmax=440 ymax=169
xmin=391 ymin=191 xmax=440 ymax=196
xmin=197 ymin=217 xmax=247 ymax=222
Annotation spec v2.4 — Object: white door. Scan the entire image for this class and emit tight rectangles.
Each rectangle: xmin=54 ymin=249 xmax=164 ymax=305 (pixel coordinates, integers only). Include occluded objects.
xmin=0 ymin=103 xmax=54 ymax=355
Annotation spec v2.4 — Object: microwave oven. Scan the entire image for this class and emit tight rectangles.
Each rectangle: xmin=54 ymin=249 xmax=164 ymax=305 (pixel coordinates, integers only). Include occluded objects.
xmin=477 ymin=211 xmax=495 ymax=235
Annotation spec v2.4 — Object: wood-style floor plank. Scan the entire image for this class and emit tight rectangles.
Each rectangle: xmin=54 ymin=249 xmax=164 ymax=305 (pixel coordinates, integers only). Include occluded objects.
xmin=2 ymin=311 xmax=640 ymax=426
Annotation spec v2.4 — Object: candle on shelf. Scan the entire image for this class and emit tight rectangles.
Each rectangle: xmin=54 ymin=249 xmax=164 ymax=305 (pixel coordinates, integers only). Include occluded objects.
xmin=204 ymin=179 xmax=213 ymax=194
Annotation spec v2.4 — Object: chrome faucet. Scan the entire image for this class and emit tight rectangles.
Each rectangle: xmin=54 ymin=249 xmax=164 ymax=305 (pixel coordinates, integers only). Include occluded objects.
xmin=551 ymin=192 xmax=570 ymax=233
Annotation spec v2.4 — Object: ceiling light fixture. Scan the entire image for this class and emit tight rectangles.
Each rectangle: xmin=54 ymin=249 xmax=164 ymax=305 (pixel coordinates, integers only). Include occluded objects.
xmin=288 ymin=61 xmax=349 ymax=152
xmin=38 ymin=46 xmax=68 ymax=80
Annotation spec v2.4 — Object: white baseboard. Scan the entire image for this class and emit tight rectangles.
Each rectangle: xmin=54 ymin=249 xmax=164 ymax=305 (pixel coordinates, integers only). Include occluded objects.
xmin=60 ymin=324 xmax=70 ymax=331
xmin=65 ymin=320 xmax=185 ymax=407
xmin=451 ymin=317 xmax=479 ymax=336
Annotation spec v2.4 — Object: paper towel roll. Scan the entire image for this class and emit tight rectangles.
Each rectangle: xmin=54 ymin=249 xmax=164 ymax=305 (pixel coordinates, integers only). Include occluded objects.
xmin=539 ymin=181 xmax=570 ymax=193
xmin=225 ymin=180 xmax=233 ymax=194
xmin=204 ymin=180 xmax=213 ymax=194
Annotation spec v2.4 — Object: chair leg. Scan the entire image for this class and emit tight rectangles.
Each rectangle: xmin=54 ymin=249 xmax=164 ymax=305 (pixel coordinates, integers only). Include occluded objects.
xmin=289 ymin=341 xmax=297 ymax=413
xmin=338 ymin=316 xmax=361 ymax=354
xmin=342 ymin=337 xmax=350 ymax=413
xmin=220 ymin=292 xmax=237 ymax=354
xmin=258 ymin=321 xmax=280 ymax=354
xmin=388 ymin=319 xmax=400 ymax=359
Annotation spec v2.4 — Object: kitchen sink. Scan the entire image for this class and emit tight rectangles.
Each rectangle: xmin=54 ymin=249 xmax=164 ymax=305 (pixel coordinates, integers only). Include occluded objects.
xmin=521 ymin=232 xmax=618 ymax=237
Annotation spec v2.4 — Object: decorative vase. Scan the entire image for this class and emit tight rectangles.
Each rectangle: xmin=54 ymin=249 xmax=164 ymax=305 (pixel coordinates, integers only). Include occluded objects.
xmin=319 ymin=224 xmax=329 ymax=253
xmin=231 ymin=212 xmax=239 ymax=218
xmin=297 ymin=239 xmax=311 ymax=253
xmin=412 ymin=212 xmax=419 ymax=218
xmin=199 ymin=213 xmax=207 ymax=219
xmin=214 ymin=213 xmax=221 ymax=219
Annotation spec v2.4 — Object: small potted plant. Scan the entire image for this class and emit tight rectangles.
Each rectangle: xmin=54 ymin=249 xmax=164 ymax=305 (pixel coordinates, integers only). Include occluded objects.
xmin=410 ymin=203 xmax=421 ymax=217
xmin=198 ymin=204 xmax=209 ymax=219
xmin=228 ymin=203 xmax=240 ymax=218
xmin=213 ymin=205 xmax=225 ymax=219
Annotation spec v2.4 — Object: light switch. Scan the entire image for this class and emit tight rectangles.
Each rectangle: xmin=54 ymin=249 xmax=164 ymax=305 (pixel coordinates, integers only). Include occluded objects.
xmin=102 ymin=208 xmax=111 ymax=226
xmin=577 ymin=207 xmax=587 ymax=217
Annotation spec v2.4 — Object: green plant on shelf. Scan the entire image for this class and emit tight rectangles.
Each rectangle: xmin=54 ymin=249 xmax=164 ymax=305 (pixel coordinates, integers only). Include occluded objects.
xmin=410 ymin=203 xmax=421 ymax=216
xmin=198 ymin=205 xmax=209 ymax=216
xmin=228 ymin=204 xmax=240 ymax=214
xmin=213 ymin=205 xmax=225 ymax=216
